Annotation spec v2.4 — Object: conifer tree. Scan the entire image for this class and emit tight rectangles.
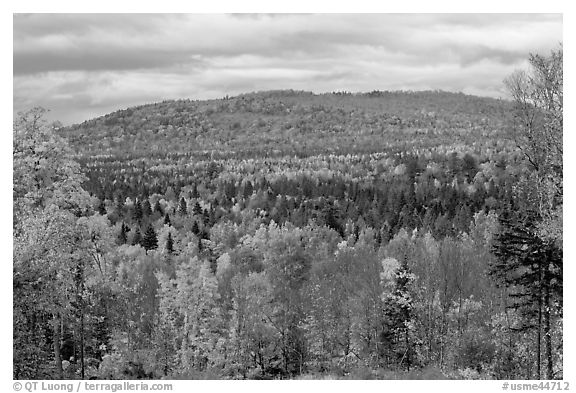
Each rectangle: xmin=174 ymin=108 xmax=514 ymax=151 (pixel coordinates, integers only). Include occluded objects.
xmin=166 ymin=232 xmax=174 ymax=254
xmin=131 ymin=227 xmax=142 ymax=246
xmin=98 ymin=199 xmax=107 ymax=216
xmin=142 ymin=224 xmax=158 ymax=252
xmin=118 ymin=222 xmax=128 ymax=245
xmin=191 ymin=184 xmax=199 ymax=199
xmin=115 ymin=197 xmax=125 ymax=218
xmin=133 ymin=199 xmax=143 ymax=222
xmin=164 ymin=213 xmax=171 ymax=226
xmin=192 ymin=201 xmax=202 ymax=216
xmin=179 ymin=197 xmax=188 ymax=216
xmin=322 ymin=203 xmax=344 ymax=238
xmin=491 ymin=210 xmax=562 ymax=379
xmin=142 ymin=199 xmax=152 ymax=217
xmin=191 ymin=221 xmax=200 ymax=235
xmin=243 ymin=181 xmax=253 ymax=199
xmin=382 ymin=254 xmax=416 ymax=370
xmin=154 ymin=200 xmax=164 ymax=215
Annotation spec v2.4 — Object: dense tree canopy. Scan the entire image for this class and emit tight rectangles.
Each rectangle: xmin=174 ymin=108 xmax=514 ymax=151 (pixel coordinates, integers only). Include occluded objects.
xmin=14 ymin=57 xmax=562 ymax=380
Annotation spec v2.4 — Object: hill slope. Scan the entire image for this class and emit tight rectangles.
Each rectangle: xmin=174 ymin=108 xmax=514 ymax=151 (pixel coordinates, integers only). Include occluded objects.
xmin=60 ymin=90 xmax=512 ymax=158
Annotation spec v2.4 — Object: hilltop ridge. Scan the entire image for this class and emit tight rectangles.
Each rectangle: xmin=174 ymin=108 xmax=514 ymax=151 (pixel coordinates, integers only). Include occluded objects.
xmin=60 ymin=89 xmax=512 ymax=158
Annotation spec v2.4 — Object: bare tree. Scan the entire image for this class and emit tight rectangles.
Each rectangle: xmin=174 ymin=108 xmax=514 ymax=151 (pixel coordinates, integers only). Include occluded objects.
xmin=504 ymin=46 xmax=562 ymax=177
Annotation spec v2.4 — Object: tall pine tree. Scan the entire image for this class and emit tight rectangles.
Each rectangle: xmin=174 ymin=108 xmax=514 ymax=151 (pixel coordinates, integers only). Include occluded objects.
xmin=133 ymin=199 xmax=143 ymax=222
xmin=491 ymin=210 xmax=562 ymax=379
xmin=142 ymin=224 xmax=158 ymax=252
xmin=117 ymin=222 xmax=128 ymax=245
xmin=166 ymin=232 xmax=174 ymax=254
xmin=179 ymin=197 xmax=188 ymax=216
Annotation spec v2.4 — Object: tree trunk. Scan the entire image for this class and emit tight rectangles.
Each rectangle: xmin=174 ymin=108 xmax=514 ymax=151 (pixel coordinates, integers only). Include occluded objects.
xmin=80 ymin=310 xmax=85 ymax=379
xmin=544 ymin=281 xmax=553 ymax=379
xmin=537 ymin=264 xmax=543 ymax=379
xmin=53 ymin=314 xmax=63 ymax=379
xmin=504 ymin=295 xmax=515 ymax=380
xmin=405 ymin=328 xmax=410 ymax=371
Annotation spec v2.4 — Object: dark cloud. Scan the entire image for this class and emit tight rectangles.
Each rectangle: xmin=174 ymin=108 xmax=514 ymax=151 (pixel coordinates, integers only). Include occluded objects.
xmin=14 ymin=48 xmax=205 ymax=75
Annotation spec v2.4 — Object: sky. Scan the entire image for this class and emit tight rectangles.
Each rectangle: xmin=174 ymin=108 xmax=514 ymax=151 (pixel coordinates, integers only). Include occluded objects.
xmin=13 ymin=13 xmax=563 ymax=125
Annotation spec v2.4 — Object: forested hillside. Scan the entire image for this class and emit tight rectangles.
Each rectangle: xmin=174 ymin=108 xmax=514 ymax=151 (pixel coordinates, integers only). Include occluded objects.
xmin=61 ymin=90 xmax=510 ymax=158
xmin=14 ymin=54 xmax=563 ymax=381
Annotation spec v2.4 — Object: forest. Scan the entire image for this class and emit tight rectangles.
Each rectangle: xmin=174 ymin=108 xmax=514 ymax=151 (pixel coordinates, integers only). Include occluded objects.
xmin=13 ymin=48 xmax=563 ymax=380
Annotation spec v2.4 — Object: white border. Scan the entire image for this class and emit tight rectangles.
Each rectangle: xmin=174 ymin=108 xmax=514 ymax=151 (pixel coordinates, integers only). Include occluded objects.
xmin=4 ymin=2 xmax=573 ymax=391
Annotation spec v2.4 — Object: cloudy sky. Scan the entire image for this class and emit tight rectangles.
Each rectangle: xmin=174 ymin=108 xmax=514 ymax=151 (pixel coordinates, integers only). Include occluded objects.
xmin=13 ymin=13 xmax=562 ymax=125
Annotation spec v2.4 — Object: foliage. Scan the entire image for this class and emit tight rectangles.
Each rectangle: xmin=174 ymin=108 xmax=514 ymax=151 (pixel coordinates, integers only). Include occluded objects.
xmin=14 ymin=76 xmax=561 ymax=379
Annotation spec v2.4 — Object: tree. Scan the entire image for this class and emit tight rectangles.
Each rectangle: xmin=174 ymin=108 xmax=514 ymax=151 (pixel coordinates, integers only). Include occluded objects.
xmin=166 ymin=232 xmax=174 ymax=254
xmin=491 ymin=210 xmax=562 ymax=379
xmin=504 ymin=46 xmax=562 ymax=177
xmin=258 ymin=224 xmax=311 ymax=375
xmin=13 ymin=108 xmax=91 ymax=379
xmin=13 ymin=107 xmax=89 ymax=216
xmin=142 ymin=199 xmax=152 ymax=217
xmin=142 ymin=225 xmax=159 ymax=252
xmin=155 ymin=257 xmax=222 ymax=375
xmin=154 ymin=200 xmax=164 ymax=215
xmin=179 ymin=198 xmax=188 ymax=216
xmin=504 ymin=46 xmax=563 ymax=241
xmin=77 ymin=214 xmax=115 ymax=276
xmin=191 ymin=221 xmax=200 ymax=235
xmin=14 ymin=206 xmax=81 ymax=379
xmin=98 ymin=199 xmax=107 ymax=216
xmin=131 ymin=227 xmax=142 ymax=246
xmin=191 ymin=184 xmax=199 ymax=199
xmin=498 ymin=46 xmax=563 ymax=380
xmin=118 ymin=222 xmax=128 ymax=245
xmin=243 ymin=181 xmax=253 ymax=199
xmin=133 ymin=199 xmax=143 ymax=222
xmin=321 ymin=203 xmax=344 ymax=238
xmin=192 ymin=201 xmax=202 ymax=216
xmin=381 ymin=250 xmax=416 ymax=370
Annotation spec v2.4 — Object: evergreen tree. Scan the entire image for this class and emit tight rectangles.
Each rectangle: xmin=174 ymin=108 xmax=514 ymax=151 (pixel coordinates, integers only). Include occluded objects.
xmin=191 ymin=184 xmax=199 ymax=199
xmin=166 ymin=232 xmax=174 ymax=254
xmin=179 ymin=197 xmax=188 ymax=215
xmin=142 ymin=224 xmax=158 ymax=252
xmin=154 ymin=200 xmax=164 ymax=215
xmin=382 ymin=254 xmax=416 ymax=370
xmin=131 ymin=227 xmax=142 ymax=246
xmin=164 ymin=213 xmax=171 ymax=226
xmin=243 ymin=181 xmax=253 ymax=199
xmin=133 ymin=199 xmax=143 ymax=222
xmin=375 ymin=229 xmax=382 ymax=247
xmin=115 ymin=196 xmax=125 ymax=219
xmin=191 ymin=221 xmax=200 ymax=235
xmin=322 ymin=203 xmax=344 ymax=238
xmin=491 ymin=210 xmax=562 ymax=379
xmin=97 ymin=199 xmax=107 ymax=216
xmin=142 ymin=199 xmax=152 ymax=217
xmin=192 ymin=201 xmax=202 ymax=216
xmin=117 ymin=222 xmax=128 ymax=245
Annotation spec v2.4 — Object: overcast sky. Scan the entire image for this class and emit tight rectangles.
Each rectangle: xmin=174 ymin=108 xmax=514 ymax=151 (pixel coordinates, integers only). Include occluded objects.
xmin=13 ymin=13 xmax=562 ymax=125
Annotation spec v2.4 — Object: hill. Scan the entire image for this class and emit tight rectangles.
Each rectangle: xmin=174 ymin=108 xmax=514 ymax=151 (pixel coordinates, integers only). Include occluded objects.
xmin=60 ymin=89 xmax=512 ymax=159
